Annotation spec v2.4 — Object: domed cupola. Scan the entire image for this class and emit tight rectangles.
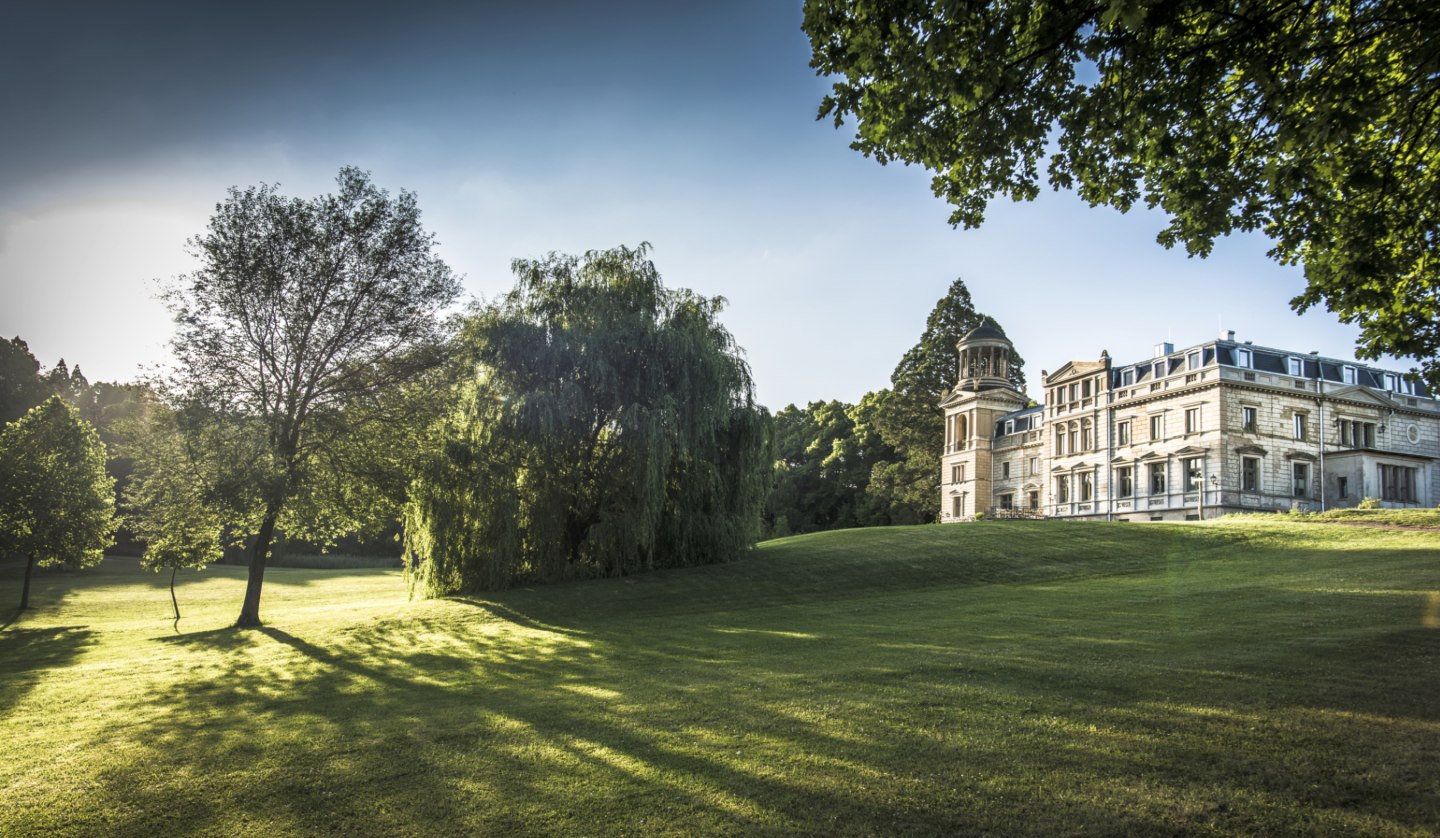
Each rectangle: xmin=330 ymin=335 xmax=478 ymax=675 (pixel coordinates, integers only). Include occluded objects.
xmin=955 ymin=317 xmax=1017 ymax=392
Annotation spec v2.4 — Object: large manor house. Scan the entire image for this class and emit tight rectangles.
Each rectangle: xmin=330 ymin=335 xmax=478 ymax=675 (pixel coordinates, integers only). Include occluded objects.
xmin=940 ymin=323 xmax=1439 ymax=522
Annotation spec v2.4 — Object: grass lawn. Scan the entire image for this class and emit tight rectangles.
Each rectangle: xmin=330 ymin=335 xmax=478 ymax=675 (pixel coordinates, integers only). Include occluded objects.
xmin=1 ymin=520 xmax=1437 ymax=836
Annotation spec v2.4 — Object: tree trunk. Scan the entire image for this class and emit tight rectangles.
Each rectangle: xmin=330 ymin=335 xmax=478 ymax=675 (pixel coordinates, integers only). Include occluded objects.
xmin=19 ymin=554 xmax=35 ymax=610
xmin=235 ymin=501 xmax=282 ymax=627
xmin=169 ymin=564 xmax=180 ymax=622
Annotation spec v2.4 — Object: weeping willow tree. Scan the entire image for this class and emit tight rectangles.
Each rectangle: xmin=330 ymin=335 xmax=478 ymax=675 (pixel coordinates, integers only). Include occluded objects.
xmin=405 ymin=244 xmax=771 ymax=594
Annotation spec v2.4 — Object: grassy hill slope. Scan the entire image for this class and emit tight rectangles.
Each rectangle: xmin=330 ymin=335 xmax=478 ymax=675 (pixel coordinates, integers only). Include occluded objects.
xmin=1 ymin=520 xmax=1437 ymax=836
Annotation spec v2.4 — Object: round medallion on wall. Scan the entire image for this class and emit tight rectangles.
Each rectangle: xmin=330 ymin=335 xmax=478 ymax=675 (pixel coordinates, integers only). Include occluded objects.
xmin=1407 ymin=424 xmax=1420 ymax=444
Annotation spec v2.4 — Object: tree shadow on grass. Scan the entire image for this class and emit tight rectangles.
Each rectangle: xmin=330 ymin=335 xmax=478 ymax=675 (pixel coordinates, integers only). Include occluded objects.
xmin=0 ymin=625 xmax=95 ymax=721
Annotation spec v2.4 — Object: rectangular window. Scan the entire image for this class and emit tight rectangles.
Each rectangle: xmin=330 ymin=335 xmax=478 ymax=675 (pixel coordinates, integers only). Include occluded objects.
xmin=1004 ymin=420 xmax=1015 ymax=435
xmin=998 ymin=493 xmax=1014 ymax=510
xmin=1342 ymin=366 xmax=1356 ymax=385
xmin=1242 ymin=406 xmax=1258 ymax=433
xmin=1121 ymin=368 xmax=1134 ymax=386
xmin=1080 ymin=472 xmax=1093 ymax=501
xmin=1081 ymin=379 xmax=1091 ymax=398
xmin=1337 ymin=476 xmax=1348 ymax=499
xmin=1069 ymin=427 xmax=1079 ymax=453
xmin=1183 ymin=457 xmax=1203 ymax=491
xmin=1028 ymin=491 xmax=1039 ymax=510
xmin=1056 ymin=475 xmax=1070 ymax=503
xmin=1294 ymin=412 xmax=1308 ymax=441
xmin=952 ymin=496 xmax=963 ymax=518
xmin=1379 ymin=465 xmax=1417 ymax=502
xmin=1055 ymin=427 xmax=1066 ymax=455
xmin=1153 ymin=361 xmax=1165 ymax=380
xmin=1117 ymin=421 xmax=1131 ymax=445
xmin=1235 ymin=348 xmax=1252 ymax=368
xmin=1384 ymin=373 xmax=1399 ymax=391
xmin=1293 ymin=462 xmax=1309 ymax=497
xmin=1185 ymin=407 xmax=1201 ymax=434
xmin=1187 ymin=350 xmax=1201 ymax=370
xmin=1241 ymin=457 xmax=1260 ymax=492
xmin=1069 ymin=383 xmax=1079 ymax=401
xmin=951 ymin=464 xmax=964 ymax=484
xmin=1001 ymin=462 xmax=1010 ymax=479
xmin=1149 ymin=414 xmax=1164 ymax=441
xmin=1117 ymin=466 xmax=1133 ymax=497
xmin=1029 ymin=457 xmax=1039 ymax=475
xmin=1149 ymin=462 xmax=1166 ymax=495
xmin=1288 ymin=357 xmax=1304 ymax=377
xmin=1081 ymin=424 xmax=1092 ymax=451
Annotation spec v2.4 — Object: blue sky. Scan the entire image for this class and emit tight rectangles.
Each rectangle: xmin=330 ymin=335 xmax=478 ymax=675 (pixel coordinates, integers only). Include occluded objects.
xmin=0 ymin=0 xmax=1385 ymax=409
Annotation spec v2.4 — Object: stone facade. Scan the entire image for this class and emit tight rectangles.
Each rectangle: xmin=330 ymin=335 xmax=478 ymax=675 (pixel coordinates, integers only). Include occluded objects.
xmin=940 ymin=328 xmax=1439 ymax=522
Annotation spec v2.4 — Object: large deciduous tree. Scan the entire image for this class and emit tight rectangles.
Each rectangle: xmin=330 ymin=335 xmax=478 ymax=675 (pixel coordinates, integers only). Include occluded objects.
xmin=805 ymin=0 xmax=1440 ymax=386
xmin=0 ymin=396 xmax=117 ymax=610
xmin=404 ymin=244 xmax=771 ymax=594
xmin=165 ymin=167 xmax=460 ymax=627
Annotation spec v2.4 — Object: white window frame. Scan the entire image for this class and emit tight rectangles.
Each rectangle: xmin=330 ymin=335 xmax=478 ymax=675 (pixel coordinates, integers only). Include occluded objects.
xmin=1288 ymin=357 xmax=1304 ymax=377
xmin=1342 ymin=365 xmax=1356 ymax=385
xmin=1235 ymin=348 xmax=1252 ymax=368
xmin=1241 ymin=456 xmax=1260 ymax=492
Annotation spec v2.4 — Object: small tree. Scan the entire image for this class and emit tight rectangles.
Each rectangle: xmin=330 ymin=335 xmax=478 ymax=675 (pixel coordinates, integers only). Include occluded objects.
xmin=0 ymin=397 xmax=118 ymax=610
xmin=122 ymin=403 xmax=226 ymax=621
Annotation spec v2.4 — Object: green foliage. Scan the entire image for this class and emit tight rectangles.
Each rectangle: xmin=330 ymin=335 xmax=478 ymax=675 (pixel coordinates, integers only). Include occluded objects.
xmin=1357 ymin=496 xmax=1382 ymax=510
xmin=766 ymin=279 xmax=1023 ymax=531
xmin=121 ymin=403 xmax=226 ymax=575
xmin=972 ymin=510 xmax=985 ymax=521
xmin=0 ymin=396 xmax=117 ymax=608
xmin=766 ymin=397 xmax=895 ymax=534
xmin=164 ymin=166 xmax=461 ymax=625
xmin=0 ymin=337 xmax=50 ymax=425
xmin=405 ymin=244 xmax=771 ymax=594
xmin=868 ymin=280 xmax=1023 ymax=523
xmin=805 ymin=0 xmax=1440 ymax=387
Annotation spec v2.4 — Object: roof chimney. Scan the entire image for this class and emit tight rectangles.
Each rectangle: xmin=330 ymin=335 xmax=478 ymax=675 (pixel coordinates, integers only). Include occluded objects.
xmin=1223 ymin=329 xmax=1235 ymax=341
xmin=1154 ymin=342 xmax=1174 ymax=358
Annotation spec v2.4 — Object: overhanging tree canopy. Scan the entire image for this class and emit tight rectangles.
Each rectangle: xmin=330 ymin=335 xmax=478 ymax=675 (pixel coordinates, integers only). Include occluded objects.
xmin=405 ymin=244 xmax=771 ymax=594
xmin=805 ymin=0 xmax=1440 ymax=386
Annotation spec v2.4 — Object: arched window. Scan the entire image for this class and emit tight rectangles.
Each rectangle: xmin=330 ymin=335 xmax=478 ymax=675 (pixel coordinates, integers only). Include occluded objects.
xmin=1055 ymin=423 xmax=1066 ymax=455
xmin=1081 ymin=419 xmax=1093 ymax=451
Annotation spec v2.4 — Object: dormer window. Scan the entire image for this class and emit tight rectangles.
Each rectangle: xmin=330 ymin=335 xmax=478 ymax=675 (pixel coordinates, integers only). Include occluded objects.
xmin=1120 ymin=368 xmax=1134 ymax=386
xmin=1288 ymin=357 xmax=1304 ymax=377
xmin=1385 ymin=373 xmax=1400 ymax=391
xmin=1235 ymin=348 xmax=1252 ymax=368
xmin=1342 ymin=365 xmax=1356 ymax=385
xmin=1153 ymin=360 xmax=1165 ymax=379
xmin=1186 ymin=350 xmax=1201 ymax=370
xmin=1004 ymin=420 xmax=1015 ymax=435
